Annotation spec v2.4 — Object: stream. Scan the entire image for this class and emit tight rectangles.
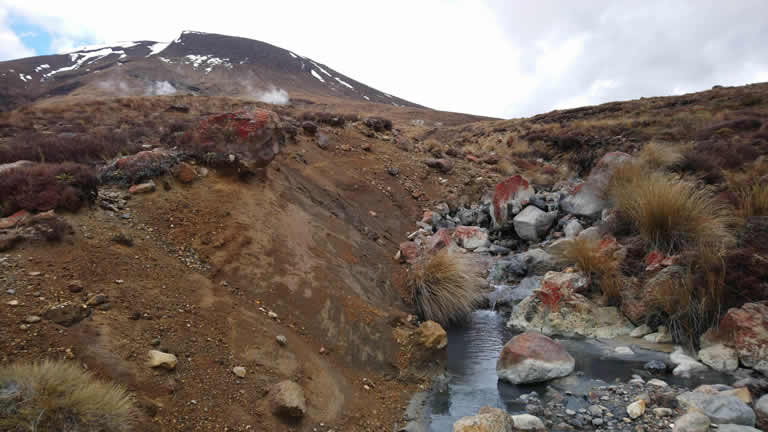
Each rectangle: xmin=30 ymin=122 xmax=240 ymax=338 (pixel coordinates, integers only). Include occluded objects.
xmin=422 ymin=309 xmax=732 ymax=431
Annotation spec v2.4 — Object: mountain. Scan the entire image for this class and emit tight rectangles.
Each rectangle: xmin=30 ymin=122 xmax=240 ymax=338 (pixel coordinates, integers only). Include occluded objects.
xmin=0 ymin=30 xmax=422 ymax=111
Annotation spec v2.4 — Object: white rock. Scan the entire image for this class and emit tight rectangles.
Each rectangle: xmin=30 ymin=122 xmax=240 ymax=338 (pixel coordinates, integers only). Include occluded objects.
xmin=563 ymin=220 xmax=584 ymax=238
xmin=615 ymin=346 xmax=634 ymax=355
xmin=511 ymin=413 xmax=546 ymax=431
xmin=630 ymin=324 xmax=653 ymax=338
xmin=671 ymin=347 xmax=708 ymax=378
xmin=654 ymin=408 xmax=674 ymax=417
xmin=453 ymin=406 xmax=513 ymax=432
xmin=232 ymin=366 xmax=246 ymax=378
xmin=647 ymin=378 xmax=669 ymax=387
xmin=698 ymin=344 xmax=738 ymax=372
xmin=627 ymin=399 xmax=646 ymax=419
xmin=147 ymin=350 xmax=177 ymax=370
xmin=513 ymin=206 xmax=557 ymax=242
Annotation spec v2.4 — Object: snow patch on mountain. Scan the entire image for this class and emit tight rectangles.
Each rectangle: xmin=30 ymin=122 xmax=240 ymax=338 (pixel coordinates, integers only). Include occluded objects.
xmin=335 ymin=77 xmax=354 ymax=89
xmin=311 ymin=69 xmax=325 ymax=83
xmin=312 ymin=62 xmax=332 ymax=77
xmin=184 ymin=55 xmax=233 ymax=74
xmin=147 ymin=42 xmax=170 ymax=57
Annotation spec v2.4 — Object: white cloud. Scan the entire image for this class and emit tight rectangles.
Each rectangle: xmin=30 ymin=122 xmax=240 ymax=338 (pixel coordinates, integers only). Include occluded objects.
xmin=0 ymin=0 xmax=766 ymax=118
xmin=0 ymin=9 xmax=34 ymax=60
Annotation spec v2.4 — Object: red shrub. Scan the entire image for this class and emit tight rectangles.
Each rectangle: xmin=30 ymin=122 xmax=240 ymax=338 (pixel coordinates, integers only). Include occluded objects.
xmin=0 ymin=163 xmax=98 ymax=216
xmin=0 ymin=131 xmax=142 ymax=165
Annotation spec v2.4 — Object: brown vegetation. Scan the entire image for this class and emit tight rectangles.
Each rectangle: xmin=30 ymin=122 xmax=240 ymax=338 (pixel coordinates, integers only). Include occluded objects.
xmin=552 ymin=236 xmax=623 ymax=302
xmin=0 ymin=162 xmax=98 ymax=217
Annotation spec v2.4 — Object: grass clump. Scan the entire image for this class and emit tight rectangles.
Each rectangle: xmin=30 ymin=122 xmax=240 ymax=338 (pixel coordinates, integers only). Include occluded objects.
xmin=607 ymin=165 xmax=736 ymax=252
xmin=408 ymin=250 xmax=484 ymax=325
xmin=0 ymin=360 xmax=136 ymax=432
xmin=636 ymin=141 xmax=684 ymax=170
xmin=736 ymin=183 xmax=768 ymax=217
xmin=552 ymin=236 xmax=624 ymax=302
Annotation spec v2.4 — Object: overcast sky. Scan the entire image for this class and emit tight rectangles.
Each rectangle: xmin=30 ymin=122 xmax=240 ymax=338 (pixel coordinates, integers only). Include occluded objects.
xmin=1 ymin=1 xmax=767 ymax=118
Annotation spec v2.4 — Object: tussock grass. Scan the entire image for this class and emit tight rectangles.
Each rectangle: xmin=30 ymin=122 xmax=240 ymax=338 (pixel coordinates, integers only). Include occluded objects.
xmin=736 ymin=183 xmax=768 ymax=217
xmin=408 ymin=250 xmax=484 ymax=325
xmin=553 ymin=236 xmax=624 ymax=302
xmin=608 ymin=165 xmax=736 ymax=252
xmin=0 ymin=360 xmax=136 ymax=431
xmin=636 ymin=141 xmax=685 ymax=170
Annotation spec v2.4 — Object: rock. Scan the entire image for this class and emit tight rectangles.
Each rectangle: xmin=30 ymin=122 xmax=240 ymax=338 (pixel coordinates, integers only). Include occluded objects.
xmin=85 ymin=293 xmax=108 ymax=307
xmin=398 ymin=241 xmax=422 ymax=263
xmin=496 ymin=332 xmax=575 ymax=384
xmin=42 ymin=302 xmax=89 ymax=326
xmin=519 ymin=248 xmax=558 ymax=275
xmin=673 ymin=411 xmax=711 ymax=432
xmin=67 ymin=280 xmax=84 ymax=293
xmin=147 ymin=350 xmax=178 ymax=370
xmin=630 ymin=324 xmax=653 ymax=338
xmin=757 ymin=394 xmax=768 ymax=419
xmin=453 ymin=406 xmax=513 ymax=432
xmin=387 ymin=167 xmax=400 ymax=176
xmin=452 ymin=226 xmax=489 ymax=250
xmin=507 ymin=271 xmax=633 ymax=338
xmin=316 ymin=133 xmax=330 ymax=150
xmin=564 ymin=220 xmax=584 ymax=238
xmin=560 ymin=152 xmax=632 ymax=217
xmin=270 ymin=380 xmax=307 ymax=418
xmin=232 ymin=366 xmax=246 ymax=378
xmin=677 ymin=392 xmax=756 ymax=426
xmin=577 ymin=226 xmax=602 ymax=242
xmin=513 ymin=206 xmax=557 ymax=242
xmin=615 ymin=346 xmax=634 ymax=355
xmin=276 ymin=335 xmax=287 ymax=346
xmin=0 ymin=209 xmax=31 ymax=229
xmin=24 ymin=315 xmax=41 ymax=323
xmin=654 ymin=408 xmax=674 ymax=417
xmin=671 ymin=348 xmax=708 ymax=378
xmin=701 ymin=302 xmax=768 ymax=369
xmin=426 ymin=229 xmax=454 ymax=253
xmin=417 ymin=321 xmax=447 ymax=350
xmin=722 ymin=387 xmax=752 ymax=404
xmin=716 ymin=425 xmax=761 ymax=432
xmin=627 ymin=399 xmax=646 ymax=419
xmin=491 ymin=175 xmax=535 ymax=229
xmin=174 ymin=162 xmax=198 ymax=184
xmin=456 ymin=207 xmax=484 ymax=226
xmin=644 ymin=326 xmax=673 ymax=343
xmin=511 ymin=413 xmax=546 ymax=431
xmin=424 ymin=158 xmax=453 ymax=173
xmin=647 ymin=378 xmax=669 ymax=387
xmin=129 ymin=180 xmax=156 ymax=194
xmin=301 ymin=121 xmax=318 ymax=135
xmin=698 ymin=344 xmax=738 ymax=372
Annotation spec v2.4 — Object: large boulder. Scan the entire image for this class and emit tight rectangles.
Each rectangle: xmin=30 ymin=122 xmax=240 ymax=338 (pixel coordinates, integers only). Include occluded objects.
xmin=513 ymin=206 xmax=557 ymax=242
xmin=507 ymin=271 xmax=633 ymax=338
xmin=677 ymin=392 xmax=756 ymax=426
xmin=270 ymin=380 xmax=307 ymax=418
xmin=757 ymin=394 xmax=768 ymax=429
xmin=453 ymin=406 xmax=513 ymax=432
xmin=198 ymin=110 xmax=283 ymax=169
xmin=496 ymin=332 xmax=575 ymax=384
xmin=560 ymin=151 xmax=631 ymax=217
xmin=673 ymin=411 xmax=711 ymax=432
xmin=490 ymin=175 xmax=535 ymax=229
xmin=698 ymin=344 xmax=739 ymax=372
xmin=453 ymin=226 xmax=489 ymax=250
xmin=416 ymin=320 xmax=447 ymax=350
xmin=702 ymin=302 xmax=768 ymax=369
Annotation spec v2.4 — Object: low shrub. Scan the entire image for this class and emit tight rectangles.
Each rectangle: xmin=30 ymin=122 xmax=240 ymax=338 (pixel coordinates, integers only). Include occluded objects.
xmin=407 ymin=250 xmax=484 ymax=325
xmin=0 ymin=131 xmax=143 ymax=165
xmin=552 ymin=236 xmax=623 ymax=302
xmin=0 ymin=360 xmax=136 ymax=431
xmin=607 ymin=166 xmax=736 ymax=252
xmin=0 ymin=163 xmax=98 ymax=216
xmin=677 ymin=150 xmax=724 ymax=184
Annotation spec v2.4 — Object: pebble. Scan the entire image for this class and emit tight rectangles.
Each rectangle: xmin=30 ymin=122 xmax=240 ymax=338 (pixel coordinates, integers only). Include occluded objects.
xmin=565 ymin=409 xmax=576 ymax=416
xmin=276 ymin=335 xmax=287 ymax=346
xmin=647 ymin=378 xmax=668 ymax=387
xmin=592 ymin=418 xmax=604 ymax=426
xmin=7 ymin=299 xmax=19 ymax=306
xmin=232 ymin=366 xmax=246 ymax=378
xmin=268 ymin=311 xmax=278 ymax=319
xmin=24 ymin=315 xmax=41 ymax=323
xmin=147 ymin=350 xmax=177 ymax=370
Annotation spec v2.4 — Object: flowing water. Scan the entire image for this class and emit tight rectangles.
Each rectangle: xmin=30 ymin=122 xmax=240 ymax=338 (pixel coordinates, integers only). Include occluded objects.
xmin=423 ymin=309 xmax=731 ymax=431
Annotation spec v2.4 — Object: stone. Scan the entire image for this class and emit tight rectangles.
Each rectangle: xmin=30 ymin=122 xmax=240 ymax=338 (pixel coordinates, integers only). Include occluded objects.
xmin=24 ymin=315 xmax=41 ymax=323
xmin=491 ymin=175 xmax=535 ymax=229
xmin=453 ymin=406 xmax=513 ymax=432
xmin=701 ymin=302 xmax=768 ymax=369
xmin=671 ymin=348 xmax=708 ymax=378
xmin=630 ymin=324 xmax=653 ymax=338
xmin=85 ymin=293 xmax=108 ymax=307
xmin=67 ymin=280 xmax=84 ymax=293
xmin=316 ymin=132 xmax=330 ymax=150
xmin=513 ymin=206 xmax=557 ymax=242
xmin=511 ymin=413 xmax=546 ymax=431
xmin=174 ymin=162 xmax=198 ymax=183
xmin=42 ymin=302 xmax=89 ymax=326
xmin=722 ymin=388 xmax=752 ymax=404
xmin=270 ymin=380 xmax=307 ymax=418
xmin=560 ymin=152 xmax=632 ymax=217
xmin=654 ymin=408 xmax=674 ymax=417
xmin=424 ymin=158 xmax=453 ymax=173
xmin=756 ymin=394 xmax=768 ymax=419
xmin=301 ymin=121 xmax=318 ymax=135
xmin=129 ymin=180 xmax=156 ymax=194
xmin=644 ymin=361 xmax=668 ymax=374
xmin=496 ymin=332 xmax=575 ymax=384
xmin=577 ymin=226 xmax=602 ymax=242
xmin=0 ymin=209 xmax=31 ymax=229
xmin=627 ymin=399 xmax=646 ymax=419
xmin=232 ymin=366 xmax=246 ymax=378
xmin=276 ymin=335 xmax=287 ymax=346
xmin=398 ymin=241 xmax=422 ymax=263
xmin=147 ymin=350 xmax=177 ymax=370
xmin=673 ymin=411 xmax=710 ymax=432
xmin=417 ymin=321 xmax=447 ymax=350
xmin=452 ymin=226 xmax=489 ymax=250
xmin=426 ymin=229 xmax=453 ymax=253
xmin=716 ymin=426 xmax=761 ymax=432
xmin=564 ymin=220 xmax=584 ymax=238
xmin=644 ymin=326 xmax=673 ymax=343
xmin=615 ymin=346 xmax=633 ymax=355
xmin=647 ymin=378 xmax=669 ymax=387
xmin=677 ymin=392 xmax=756 ymax=426
xmin=519 ymin=248 xmax=558 ymax=275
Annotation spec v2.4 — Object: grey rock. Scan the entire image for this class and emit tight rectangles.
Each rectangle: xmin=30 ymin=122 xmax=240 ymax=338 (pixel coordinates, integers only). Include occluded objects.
xmin=270 ymin=380 xmax=307 ymax=418
xmin=564 ymin=220 xmax=584 ymax=238
xmin=716 ymin=426 xmax=761 ymax=432
xmin=677 ymin=391 xmax=756 ymax=426
xmin=698 ymin=344 xmax=739 ymax=372
xmin=673 ymin=411 xmax=710 ymax=432
xmin=513 ymin=206 xmax=557 ymax=242
xmin=42 ymin=302 xmax=89 ymax=327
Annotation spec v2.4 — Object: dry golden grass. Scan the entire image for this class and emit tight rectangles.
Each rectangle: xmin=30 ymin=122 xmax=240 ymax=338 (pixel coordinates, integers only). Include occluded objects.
xmin=737 ymin=182 xmax=768 ymax=217
xmin=494 ymin=158 xmax=517 ymax=176
xmin=552 ymin=236 xmax=624 ymax=302
xmin=0 ymin=360 xmax=136 ymax=432
xmin=636 ymin=141 xmax=685 ymax=170
xmin=608 ymin=165 xmax=736 ymax=251
xmin=407 ymin=250 xmax=484 ymax=325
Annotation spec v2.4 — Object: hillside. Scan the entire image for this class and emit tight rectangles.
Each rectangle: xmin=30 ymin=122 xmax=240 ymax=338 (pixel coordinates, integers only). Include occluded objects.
xmin=0 ymin=38 xmax=767 ymax=431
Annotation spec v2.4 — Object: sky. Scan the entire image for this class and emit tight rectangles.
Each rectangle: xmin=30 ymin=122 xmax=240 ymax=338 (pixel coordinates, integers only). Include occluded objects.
xmin=1 ymin=0 xmax=767 ymax=118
